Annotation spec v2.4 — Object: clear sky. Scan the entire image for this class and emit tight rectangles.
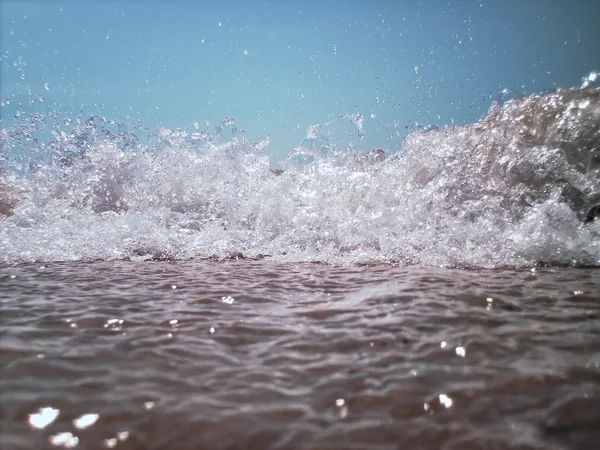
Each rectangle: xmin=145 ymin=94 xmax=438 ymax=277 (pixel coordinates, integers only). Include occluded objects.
xmin=2 ymin=0 xmax=599 ymax=164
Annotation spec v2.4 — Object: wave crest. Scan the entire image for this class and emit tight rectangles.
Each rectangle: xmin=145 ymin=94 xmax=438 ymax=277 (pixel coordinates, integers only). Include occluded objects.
xmin=1 ymin=87 xmax=599 ymax=267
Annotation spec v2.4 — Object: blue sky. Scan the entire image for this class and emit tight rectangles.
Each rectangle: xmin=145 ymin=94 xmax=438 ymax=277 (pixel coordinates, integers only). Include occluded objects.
xmin=2 ymin=0 xmax=599 ymax=164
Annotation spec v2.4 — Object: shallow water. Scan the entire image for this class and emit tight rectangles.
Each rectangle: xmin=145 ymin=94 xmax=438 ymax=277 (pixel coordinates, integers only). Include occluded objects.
xmin=1 ymin=261 xmax=599 ymax=449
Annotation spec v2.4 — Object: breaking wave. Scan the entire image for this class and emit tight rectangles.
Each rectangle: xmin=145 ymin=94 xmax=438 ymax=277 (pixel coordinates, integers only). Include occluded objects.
xmin=1 ymin=82 xmax=599 ymax=268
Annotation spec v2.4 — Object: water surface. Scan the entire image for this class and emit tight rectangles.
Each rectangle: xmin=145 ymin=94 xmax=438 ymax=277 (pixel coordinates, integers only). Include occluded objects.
xmin=2 ymin=261 xmax=599 ymax=449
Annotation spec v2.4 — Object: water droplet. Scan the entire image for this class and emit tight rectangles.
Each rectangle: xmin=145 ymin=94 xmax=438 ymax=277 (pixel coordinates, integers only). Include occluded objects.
xmin=496 ymin=88 xmax=524 ymax=105
xmin=44 ymin=82 xmax=51 ymax=90
xmin=243 ymin=49 xmax=248 ymax=55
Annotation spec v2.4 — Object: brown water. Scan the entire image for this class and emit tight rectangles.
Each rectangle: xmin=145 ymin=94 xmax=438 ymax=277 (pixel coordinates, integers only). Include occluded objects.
xmin=1 ymin=261 xmax=599 ymax=450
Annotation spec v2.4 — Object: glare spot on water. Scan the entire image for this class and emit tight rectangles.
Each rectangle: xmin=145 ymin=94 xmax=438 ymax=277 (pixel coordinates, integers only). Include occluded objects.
xmin=440 ymin=341 xmax=447 ymax=349
xmin=439 ymin=394 xmax=453 ymax=408
xmin=143 ymin=401 xmax=155 ymax=410
xmin=423 ymin=403 xmax=430 ymax=411
xmin=104 ymin=430 xmax=129 ymax=447
xmin=169 ymin=319 xmax=178 ymax=325
xmin=455 ymin=346 xmax=466 ymax=357
xmin=117 ymin=431 xmax=129 ymax=441
xmin=28 ymin=406 xmax=59 ymax=429
xmin=48 ymin=432 xmax=78 ymax=448
xmin=221 ymin=296 xmax=235 ymax=304
xmin=72 ymin=413 xmax=98 ymax=429
xmin=171 ymin=285 xmax=177 ymax=289
xmin=573 ymin=290 xmax=584 ymax=295
xmin=104 ymin=319 xmax=123 ymax=330
xmin=335 ymin=398 xmax=348 ymax=418
xmin=210 ymin=327 xmax=215 ymax=334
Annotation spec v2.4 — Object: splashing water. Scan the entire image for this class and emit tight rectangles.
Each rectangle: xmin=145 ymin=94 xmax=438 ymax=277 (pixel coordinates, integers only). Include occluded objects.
xmin=1 ymin=86 xmax=599 ymax=267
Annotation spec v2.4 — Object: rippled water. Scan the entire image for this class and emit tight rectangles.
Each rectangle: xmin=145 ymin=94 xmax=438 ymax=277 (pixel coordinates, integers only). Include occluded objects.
xmin=1 ymin=261 xmax=599 ymax=449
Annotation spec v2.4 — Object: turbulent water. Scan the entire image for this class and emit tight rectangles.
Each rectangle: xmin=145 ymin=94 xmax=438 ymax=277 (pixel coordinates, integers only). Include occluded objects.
xmin=1 ymin=261 xmax=600 ymax=450
xmin=1 ymin=80 xmax=600 ymax=449
xmin=1 ymin=83 xmax=599 ymax=268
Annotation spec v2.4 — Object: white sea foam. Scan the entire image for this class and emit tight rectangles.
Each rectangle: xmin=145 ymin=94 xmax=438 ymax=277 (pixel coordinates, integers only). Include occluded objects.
xmin=1 ymin=87 xmax=599 ymax=268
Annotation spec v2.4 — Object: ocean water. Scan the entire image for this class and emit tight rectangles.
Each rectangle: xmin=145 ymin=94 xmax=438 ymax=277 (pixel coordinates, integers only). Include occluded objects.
xmin=2 ymin=1 xmax=600 ymax=449
xmin=1 ymin=261 xmax=600 ymax=450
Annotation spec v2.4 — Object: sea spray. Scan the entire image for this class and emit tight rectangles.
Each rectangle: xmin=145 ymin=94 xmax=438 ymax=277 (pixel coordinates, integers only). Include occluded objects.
xmin=1 ymin=87 xmax=599 ymax=267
